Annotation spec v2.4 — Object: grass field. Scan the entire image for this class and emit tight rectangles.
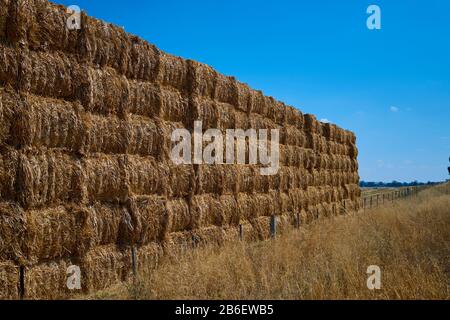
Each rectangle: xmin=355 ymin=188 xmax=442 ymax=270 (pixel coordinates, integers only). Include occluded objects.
xmin=85 ymin=183 xmax=449 ymax=300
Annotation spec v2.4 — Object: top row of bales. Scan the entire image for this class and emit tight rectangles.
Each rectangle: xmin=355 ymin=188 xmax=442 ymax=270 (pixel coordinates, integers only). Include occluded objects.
xmin=0 ymin=0 xmax=356 ymax=146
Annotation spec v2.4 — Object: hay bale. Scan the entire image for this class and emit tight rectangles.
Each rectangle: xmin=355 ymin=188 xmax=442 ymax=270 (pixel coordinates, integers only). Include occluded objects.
xmin=0 ymin=148 xmax=18 ymax=201
xmin=81 ymin=245 xmax=129 ymax=293
xmin=160 ymin=87 xmax=190 ymax=125
xmin=0 ymin=0 xmax=10 ymax=40
xmin=86 ymin=202 xmax=125 ymax=248
xmin=0 ymin=44 xmax=18 ymax=88
xmin=13 ymin=95 xmax=84 ymax=151
xmin=268 ymin=101 xmax=286 ymax=125
xmin=0 ymin=87 xmax=19 ymax=146
xmin=197 ymin=165 xmax=238 ymax=195
xmin=285 ymin=105 xmax=304 ymax=128
xmin=236 ymin=165 xmax=255 ymax=193
xmin=84 ymin=154 xmax=127 ymax=203
xmin=166 ymin=198 xmax=190 ymax=233
xmin=191 ymin=97 xmax=219 ymax=129
xmin=127 ymin=80 xmax=162 ymax=118
xmin=237 ymin=193 xmax=255 ymax=221
xmin=189 ymin=60 xmax=216 ymax=98
xmin=79 ymin=67 xmax=129 ymax=117
xmin=192 ymin=226 xmax=227 ymax=247
xmin=24 ymin=205 xmax=90 ymax=264
xmin=219 ymin=194 xmax=240 ymax=226
xmin=190 ymin=194 xmax=222 ymax=229
xmin=24 ymin=258 xmax=76 ymax=299
xmin=304 ymin=114 xmax=319 ymax=133
xmin=122 ymin=36 xmax=159 ymax=81
xmin=0 ymin=202 xmax=26 ymax=263
xmin=81 ymin=15 xmax=131 ymax=72
xmin=248 ymin=89 xmax=268 ymax=115
xmin=156 ymin=52 xmax=189 ymax=92
xmin=126 ymin=155 xmax=169 ymax=197
xmin=19 ymin=49 xmax=83 ymax=100
xmin=281 ymin=125 xmax=307 ymax=147
xmin=82 ymin=113 xmax=128 ymax=154
xmin=17 ymin=149 xmax=84 ymax=209
xmin=235 ymin=82 xmax=251 ymax=113
xmin=214 ymin=73 xmax=237 ymax=106
xmin=134 ymin=243 xmax=163 ymax=275
xmin=216 ymin=102 xmax=238 ymax=130
xmin=127 ymin=195 xmax=169 ymax=245
xmin=0 ymin=260 xmax=19 ymax=300
xmin=169 ymin=163 xmax=195 ymax=198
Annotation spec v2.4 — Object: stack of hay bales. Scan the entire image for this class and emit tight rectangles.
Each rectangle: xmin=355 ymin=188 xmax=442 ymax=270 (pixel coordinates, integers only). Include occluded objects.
xmin=0 ymin=0 xmax=360 ymax=299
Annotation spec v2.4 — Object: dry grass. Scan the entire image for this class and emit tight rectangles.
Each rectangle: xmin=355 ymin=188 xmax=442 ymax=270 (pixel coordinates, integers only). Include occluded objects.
xmin=82 ymin=184 xmax=450 ymax=300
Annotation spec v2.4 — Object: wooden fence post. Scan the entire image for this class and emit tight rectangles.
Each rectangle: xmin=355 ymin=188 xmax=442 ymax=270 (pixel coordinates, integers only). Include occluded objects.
xmin=239 ymin=224 xmax=244 ymax=240
xmin=270 ymin=215 xmax=277 ymax=239
xmin=131 ymin=246 xmax=137 ymax=276
xmin=296 ymin=212 xmax=300 ymax=229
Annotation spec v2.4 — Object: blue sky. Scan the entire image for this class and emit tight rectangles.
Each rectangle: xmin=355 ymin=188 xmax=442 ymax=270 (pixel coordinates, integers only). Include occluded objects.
xmin=56 ymin=0 xmax=450 ymax=182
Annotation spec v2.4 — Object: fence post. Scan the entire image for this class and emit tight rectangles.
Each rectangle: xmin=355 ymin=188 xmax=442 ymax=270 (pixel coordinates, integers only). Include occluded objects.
xmin=296 ymin=212 xmax=300 ymax=229
xmin=270 ymin=215 xmax=277 ymax=239
xmin=239 ymin=224 xmax=244 ymax=241
xmin=377 ymin=194 xmax=379 ymax=207
xmin=131 ymin=246 xmax=137 ymax=276
xmin=370 ymin=196 xmax=373 ymax=209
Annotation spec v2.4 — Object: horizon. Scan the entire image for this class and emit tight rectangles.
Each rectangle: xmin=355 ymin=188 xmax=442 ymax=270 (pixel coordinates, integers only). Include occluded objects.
xmin=54 ymin=0 xmax=450 ymax=182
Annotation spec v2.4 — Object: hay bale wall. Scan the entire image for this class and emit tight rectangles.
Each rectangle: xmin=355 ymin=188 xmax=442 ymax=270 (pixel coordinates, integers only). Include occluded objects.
xmin=0 ymin=0 xmax=360 ymax=299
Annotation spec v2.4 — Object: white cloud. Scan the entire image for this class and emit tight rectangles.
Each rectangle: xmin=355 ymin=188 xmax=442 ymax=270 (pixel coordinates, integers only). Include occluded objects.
xmin=390 ymin=106 xmax=399 ymax=112
xmin=319 ymin=118 xmax=330 ymax=123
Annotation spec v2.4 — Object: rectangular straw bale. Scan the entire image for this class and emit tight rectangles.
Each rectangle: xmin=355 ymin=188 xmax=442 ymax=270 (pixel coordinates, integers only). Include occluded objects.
xmin=0 ymin=202 xmax=26 ymax=263
xmin=249 ymin=216 xmax=272 ymax=240
xmin=0 ymin=87 xmax=19 ymax=146
xmin=0 ymin=44 xmax=18 ymax=87
xmin=288 ymin=188 xmax=307 ymax=212
xmin=82 ymin=113 xmax=128 ymax=154
xmin=0 ymin=0 xmax=10 ymax=40
xmin=190 ymin=194 xmax=222 ymax=229
xmin=0 ymin=260 xmax=19 ymax=300
xmin=127 ymin=80 xmax=162 ymax=118
xmin=189 ymin=60 xmax=216 ymax=98
xmin=192 ymin=226 xmax=227 ymax=247
xmin=163 ymin=230 xmax=193 ymax=255
xmin=17 ymin=148 xmax=84 ymax=209
xmin=126 ymin=195 xmax=169 ymax=245
xmin=285 ymin=105 xmax=304 ymax=128
xmin=24 ymin=258 xmax=75 ymax=299
xmin=304 ymin=114 xmax=319 ymax=133
xmin=80 ymin=67 xmax=129 ymax=117
xmin=84 ymin=154 xmax=127 ymax=203
xmin=219 ymin=194 xmax=240 ymax=226
xmin=267 ymin=101 xmax=286 ymax=126
xmin=166 ymin=198 xmax=191 ymax=233
xmin=169 ymin=163 xmax=195 ymax=198
xmin=123 ymin=36 xmax=160 ymax=81
xmin=81 ymin=244 xmax=128 ymax=293
xmin=281 ymin=125 xmax=307 ymax=147
xmin=191 ymin=96 xmax=219 ymax=128
xmin=234 ymin=82 xmax=251 ymax=113
xmin=237 ymin=192 xmax=255 ymax=221
xmin=135 ymin=243 xmax=163 ymax=275
xmin=5 ymin=0 xmax=78 ymax=52
xmin=156 ymin=52 xmax=189 ymax=92
xmin=126 ymin=155 xmax=169 ymax=197
xmin=81 ymin=15 xmax=131 ymax=73
xmin=214 ymin=73 xmax=237 ymax=106
xmin=0 ymin=148 xmax=18 ymax=201
xmin=279 ymin=145 xmax=303 ymax=167
xmin=197 ymin=165 xmax=238 ymax=195
xmin=236 ymin=165 xmax=255 ymax=193
xmin=24 ymin=205 xmax=90 ymax=264
xmin=86 ymin=202 xmax=124 ymax=248
xmin=13 ymin=95 xmax=84 ymax=151
xmin=160 ymin=87 xmax=190 ymax=125
xmin=19 ymin=49 xmax=82 ymax=100
xmin=253 ymin=192 xmax=279 ymax=219
xmin=248 ymin=88 xmax=268 ymax=115
xmin=216 ymin=102 xmax=238 ymax=130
